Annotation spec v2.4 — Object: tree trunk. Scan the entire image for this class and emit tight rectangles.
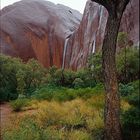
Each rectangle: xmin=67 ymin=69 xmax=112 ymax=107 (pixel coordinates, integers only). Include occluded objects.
xmin=90 ymin=1 xmax=130 ymax=139
xmin=102 ymin=14 xmax=123 ymax=140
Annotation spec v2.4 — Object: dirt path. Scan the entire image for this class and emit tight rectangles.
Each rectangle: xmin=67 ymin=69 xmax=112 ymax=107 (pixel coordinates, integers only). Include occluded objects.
xmin=0 ymin=103 xmax=13 ymax=128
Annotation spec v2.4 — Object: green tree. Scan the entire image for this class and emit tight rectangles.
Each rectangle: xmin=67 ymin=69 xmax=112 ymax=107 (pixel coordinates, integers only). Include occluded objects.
xmin=87 ymin=53 xmax=102 ymax=83
xmin=0 ymin=55 xmax=22 ymax=101
xmin=117 ymin=47 xmax=139 ymax=83
xmin=16 ymin=69 xmax=26 ymax=96
xmin=117 ymin=32 xmax=128 ymax=48
xmin=24 ymin=59 xmax=46 ymax=95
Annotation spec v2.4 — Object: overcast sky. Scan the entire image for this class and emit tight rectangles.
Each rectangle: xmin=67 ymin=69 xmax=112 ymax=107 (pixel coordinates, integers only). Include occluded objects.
xmin=0 ymin=0 xmax=87 ymax=13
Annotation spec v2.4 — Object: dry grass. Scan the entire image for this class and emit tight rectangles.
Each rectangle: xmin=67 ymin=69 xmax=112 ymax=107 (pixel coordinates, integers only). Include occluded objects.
xmin=2 ymin=93 xmax=131 ymax=140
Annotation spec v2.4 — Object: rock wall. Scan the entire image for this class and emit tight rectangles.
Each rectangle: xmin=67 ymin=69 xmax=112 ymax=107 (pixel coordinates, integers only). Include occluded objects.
xmin=0 ymin=0 xmax=139 ymax=70
xmin=65 ymin=0 xmax=139 ymax=70
xmin=0 ymin=0 xmax=82 ymax=67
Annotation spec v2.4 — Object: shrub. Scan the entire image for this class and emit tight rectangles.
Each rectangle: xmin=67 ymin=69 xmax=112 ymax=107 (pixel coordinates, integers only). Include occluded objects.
xmin=117 ymin=32 xmax=128 ymax=48
xmin=0 ymin=55 xmax=21 ymax=101
xmin=3 ymin=96 xmax=106 ymax=140
xmin=73 ymin=78 xmax=84 ymax=89
xmin=116 ymin=47 xmax=139 ymax=83
xmin=53 ymin=91 xmax=75 ymax=102
xmin=122 ymin=107 xmax=140 ymax=130
xmin=3 ymin=117 xmax=49 ymax=140
xmin=46 ymin=68 xmax=63 ymax=86
xmin=122 ymin=107 xmax=140 ymax=140
xmin=121 ymin=80 xmax=140 ymax=140
xmin=10 ymin=99 xmax=30 ymax=112
xmin=63 ymin=70 xmax=76 ymax=87
xmin=68 ymin=130 xmax=92 ymax=140
xmin=119 ymin=83 xmax=134 ymax=96
xmin=0 ymin=88 xmax=18 ymax=102
xmin=87 ymin=53 xmax=103 ymax=83
xmin=32 ymin=87 xmax=54 ymax=101
xmin=0 ymin=55 xmax=47 ymax=102
xmin=32 ymin=84 xmax=104 ymax=102
xmin=87 ymin=47 xmax=139 ymax=84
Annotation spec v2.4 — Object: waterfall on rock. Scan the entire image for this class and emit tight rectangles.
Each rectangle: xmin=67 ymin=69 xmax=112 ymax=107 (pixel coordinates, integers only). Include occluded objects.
xmin=62 ymin=37 xmax=69 ymax=69
xmin=98 ymin=5 xmax=104 ymax=30
xmin=92 ymin=33 xmax=96 ymax=53
xmin=92 ymin=5 xmax=104 ymax=53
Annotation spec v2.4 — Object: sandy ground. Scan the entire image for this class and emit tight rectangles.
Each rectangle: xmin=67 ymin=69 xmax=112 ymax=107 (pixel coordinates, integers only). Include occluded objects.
xmin=0 ymin=103 xmax=13 ymax=129
xmin=0 ymin=103 xmax=13 ymax=140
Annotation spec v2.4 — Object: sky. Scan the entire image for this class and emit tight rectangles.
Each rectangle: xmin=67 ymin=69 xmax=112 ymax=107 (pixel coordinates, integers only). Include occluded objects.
xmin=0 ymin=0 xmax=87 ymax=13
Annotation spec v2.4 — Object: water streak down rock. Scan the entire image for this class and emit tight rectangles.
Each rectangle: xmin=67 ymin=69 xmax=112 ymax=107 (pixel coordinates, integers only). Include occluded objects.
xmin=62 ymin=37 xmax=70 ymax=69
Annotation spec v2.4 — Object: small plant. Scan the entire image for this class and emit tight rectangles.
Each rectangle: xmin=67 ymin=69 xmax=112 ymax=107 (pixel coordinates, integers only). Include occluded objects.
xmin=10 ymin=99 xmax=29 ymax=112
xmin=73 ymin=78 xmax=84 ymax=89
xmin=119 ymin=83 xmax=134 ymax=97
xmin=121 ymin=80 xmax=140 ymax=140
xmin=68 ymin=130 xmax=92 ymax=140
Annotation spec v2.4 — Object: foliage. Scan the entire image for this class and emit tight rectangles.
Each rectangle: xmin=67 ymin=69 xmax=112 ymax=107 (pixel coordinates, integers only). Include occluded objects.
xmin=76 ymin=69 xmax=97 ymax=88
xmin=119 ymin=83 xmax=134 ymax=97
xmin=2 ymin=45 xmax=138 ymax=102
xmin=3 ymin=97 xmax=105 ymax=140
xmin=47 ymin=68 xmax=76 ymax=87
xmin=117 ymin=32 xmax=128 ymax=48
xmin=87 ymin=52 xmax=103 ymax=83
xmin=3 ymin=117 xmax=50 ymax=140
xmin=2 ymin=82 xmax=138 ymax=140
xmin=73 ymin=78 xmax=84 ymax=89
xmin=87 ymin=46 xmax=139 ymax=84
xmin=32 ymin=84 xmax=104 ymax=102
xmin=121 ymin=80 xmax=140 ymax=140
xmin=24 ymin=59 xmax=47 ymax=96
xmin=0 ymin=55 xmax=22 ymax=101
xmin=68 ymin=130 xmax=92 ymax=140
xmin=16 ymin=69 xmax=26 ymax=96
xmin=10 ymin=99 xmax=30 ymax=112
xmin=0 ymin=55 xmax=47 ymax=101
xmin=116 ymin=47 xmax=139 ymax=83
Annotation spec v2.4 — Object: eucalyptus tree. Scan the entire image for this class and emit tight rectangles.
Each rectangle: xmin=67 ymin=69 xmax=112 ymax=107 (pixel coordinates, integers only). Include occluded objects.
xmin=90 ymin=0 xmax=130 ymax=139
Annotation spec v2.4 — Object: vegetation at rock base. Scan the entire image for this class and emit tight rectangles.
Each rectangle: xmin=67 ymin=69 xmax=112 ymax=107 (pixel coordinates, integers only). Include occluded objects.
xmin=0 ymin=43 xmax=139 ymax=140
xmin=2 ymin=80 xmax=139 ymax=140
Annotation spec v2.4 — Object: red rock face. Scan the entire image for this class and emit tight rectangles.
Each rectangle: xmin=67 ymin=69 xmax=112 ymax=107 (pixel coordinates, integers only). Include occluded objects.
xmin=0 ymin=0 xmax=82 ymax=67
xmin=65 ymin=0 xmax=139 ymax=70
xmin=0 ymin=0 xmax=139 ymax=70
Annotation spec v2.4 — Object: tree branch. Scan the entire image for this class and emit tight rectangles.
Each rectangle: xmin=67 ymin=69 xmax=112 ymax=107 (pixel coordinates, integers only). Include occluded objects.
xmin=90 ymin=0 xmax=113 ymax=13
xmin=90 ymin=0 xmax=107 ymax=7
xmin=91 ymin=0 xmax=130 ymax=18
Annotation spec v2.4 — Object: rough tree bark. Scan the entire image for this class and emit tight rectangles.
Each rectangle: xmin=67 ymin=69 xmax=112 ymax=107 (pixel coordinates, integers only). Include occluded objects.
xmin=90 ymin=0 xmax=130 ymax=140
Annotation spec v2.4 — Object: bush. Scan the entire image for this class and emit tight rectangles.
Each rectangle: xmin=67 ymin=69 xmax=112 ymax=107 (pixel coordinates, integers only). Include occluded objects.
xmin=53 ymin=91 xmax=75 ymax=102
xmin=119 ymin=83 xmax=134 ymax=96
xmin=73 ymin=78 xmax=84 ymax=89
xmin=117 ymin=47 xmax=139 ymax=83
xmin=10 ymin=99 xmax=30 ymax=112
xmin=0 ymin=55 xmax=47 ymax=102
xmin=121 ymin=80 xmax=140 ymax=140
xmin=87 ymin=47 xmax=139 ymax=84
xmin=0 ymin=55 xmax=21 ymax=101
xmin=37 ymin=99 xmax=103 ymax=134
xmin=122 ymin=107 xmax=140 ymax=140
xmin=3 ymin=117 xmax=51 ymax=140
xmin=32 ymin=87 xmax=54 ymax=101
xmin=32 ymin=84 xmax=104 ymax=102
xmin=3 ymin=96 xmax=105 ymax=140
xmin=68 ymin=130 xmax=92 ymax=140
xmin=63 ymin=70 xmax=76 ymax=87
xmin=87 ymin=53 xmax=103 ymax=83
